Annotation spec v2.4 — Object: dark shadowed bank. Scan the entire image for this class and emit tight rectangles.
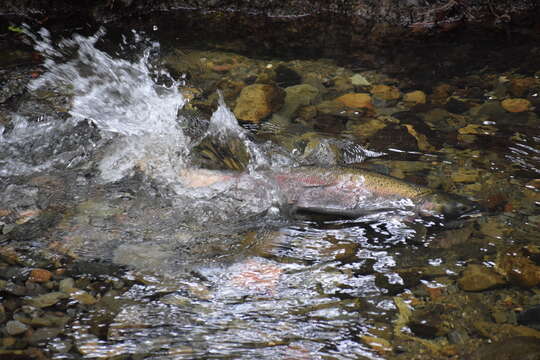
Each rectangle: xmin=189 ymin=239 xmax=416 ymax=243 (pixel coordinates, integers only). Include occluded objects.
xmin=0 ymin=0 xmax=538 ymax=55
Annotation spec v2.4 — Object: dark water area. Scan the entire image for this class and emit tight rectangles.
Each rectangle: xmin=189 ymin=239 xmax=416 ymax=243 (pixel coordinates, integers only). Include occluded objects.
xmin=0 ymin=9 xmax=540 ymax=360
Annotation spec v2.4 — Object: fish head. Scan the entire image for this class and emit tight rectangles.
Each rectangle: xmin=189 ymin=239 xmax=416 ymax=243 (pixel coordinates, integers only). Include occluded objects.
xmin=416 ymin=192 xmax=481 ymax=219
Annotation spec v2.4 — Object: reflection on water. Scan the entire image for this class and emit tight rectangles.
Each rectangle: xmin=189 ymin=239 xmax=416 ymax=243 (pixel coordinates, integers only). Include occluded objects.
xmin=0 ymin=21 xmax=539 ymax=360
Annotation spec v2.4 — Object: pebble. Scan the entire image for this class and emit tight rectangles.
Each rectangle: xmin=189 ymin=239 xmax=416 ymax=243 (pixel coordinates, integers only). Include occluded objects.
xmin=334 ymin=93 xmax=373 ymax=109
xmin=28 ymin=268 xmax=53 ymax=283
xmin=497 ymin=246 xmax=540 ymax=288
xmin=403 ymin=90 xmax=426 ymax=105
xmin=26 ymin=292 xmax=67 ymax=308
xmin=350 ymin=74 xmax=371 ymax=86
xmin=59 ymin=278 xmax=76 ymax=293
xmin=457 ymin=264 xmax=507 ymax=291
xmin=233 ymin=84 xmax=285 ymax=123
xmin=5 ymin=320 xmax=28 ymax=335
xmin=501 ymin=98 xmax=532 ymax=113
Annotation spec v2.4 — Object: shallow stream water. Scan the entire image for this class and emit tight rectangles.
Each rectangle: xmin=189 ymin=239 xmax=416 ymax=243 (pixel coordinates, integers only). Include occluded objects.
xmin=0 ymin=16 xmax=539 ymax=360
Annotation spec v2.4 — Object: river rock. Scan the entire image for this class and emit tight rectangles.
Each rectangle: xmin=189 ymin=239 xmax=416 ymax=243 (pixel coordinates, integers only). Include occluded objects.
xmin=28 ymin=269 xmax=53 ymax=283
xmin=334 ymin=93 xmax=373 ymax=110
xmin=457 ymin=264 xmax=507 ymax=291
xmin=471 ymin=336 xmax=540 ymax=360
xmin=26 ymin=292 xmax=67 ymax=308
xmin=59 ymin=278 xmax=76 ymax=293
xmin=233 ymin=84 xmax=285 ymax=123
xmin=501 ymin=98 xmax=532 ymax=113
xmin=496 ymin=246 xmax=540 ymax=288
xmin=0 ymin=304 xmax=5 ymax=324
xmin=403 ymin=90 xmax=426 ymax=105
xmin=5 ymin=320 xmax=28 ymax=336
xmin=350 ymin=74 xmax=371 ymax=86
xmin=274 ymin=64 xmax=302 ymax=87
xmin=510 ymin=77 xmax=537 ymax=97
xmin=371 ymin=84 xmax=401 ymax=106
xmin=277 ymin=84 xmax=320 ymax=119
xmin=407 ymin=304 xmax=450 ymax=338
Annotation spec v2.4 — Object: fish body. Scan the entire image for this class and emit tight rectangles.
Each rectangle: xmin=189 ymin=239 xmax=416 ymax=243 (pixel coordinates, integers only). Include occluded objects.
xmin=270 ymin=166 xmax=478 ymax=219
xmin=180 ymin=166 xmax=479 ymax=220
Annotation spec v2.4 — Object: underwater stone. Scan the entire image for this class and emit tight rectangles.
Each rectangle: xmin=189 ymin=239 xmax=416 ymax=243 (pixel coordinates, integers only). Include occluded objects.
xmin=403 ymin=90 xmax=426 ymax=105
xmin=334 ymin=93 xmax=373 ymax=110
xmin=501 ymin=98 xmax=532 ymax=113
xmin=350 ymin=74 xmax=371 ymax=86
xmin=26 ymin=292 xmax=67 ymax=308
xmin=233 ymin=84 xmax=285 ymax=123
xmin=457 ymin=264 xmax=507 ymax=292
xmin=5 ymin=320 xmax=28 ymax=336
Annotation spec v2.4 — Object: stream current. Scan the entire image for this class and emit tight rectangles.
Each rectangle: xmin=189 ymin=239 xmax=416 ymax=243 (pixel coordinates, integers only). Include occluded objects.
xmin=0 ymin=25 xmax=539 ymax=359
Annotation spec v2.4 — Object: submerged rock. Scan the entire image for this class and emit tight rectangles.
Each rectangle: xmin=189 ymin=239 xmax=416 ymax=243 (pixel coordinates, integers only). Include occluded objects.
xmin=457 ymin=264 xmax=507 ymax=292
xmin=233 ymin=84 xmax=285 ymax=123
xmin=501 ymin=98 xmax=532 ymax=113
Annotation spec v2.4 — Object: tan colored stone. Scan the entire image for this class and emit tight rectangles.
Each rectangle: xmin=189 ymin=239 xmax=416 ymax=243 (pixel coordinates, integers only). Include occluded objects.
xmin=431 ymin=83 xmax=453 ymax=104
xmin=510 ymin=77 xmax=537 ymax=97
xmin=497 ymin=246 xmax=540 ymax=288
xmin=371 ymin=85 xmax=401 ymax=101
xmin=458 ymin=124 xmax=497 ymax=136
xmin=334 ymin=93 xmax=373 ymax=109
xmin=360 ymin=335 xmax=392 ymax=355
xmin=403 ymin=90 xmax=427 ymax=104
xmin=28 ymin=269 xmax=53 ymax=283
xmin=457 ymin=264 xmax=507 ymax=291
xmin=501 ymin=98 xmax=532 ymax=113
xmin=233 ymin=84 xmax=285 ymax=123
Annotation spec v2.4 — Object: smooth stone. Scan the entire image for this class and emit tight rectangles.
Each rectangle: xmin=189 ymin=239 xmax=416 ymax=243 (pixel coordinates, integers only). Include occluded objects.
xmin=27 ymin=327 xmax=63 ymax=344
xmin=26 ymin=292 xmax=67 ymax=308
xmin=497 ymin=246 xmax=540 ymax=288
xmin=403 ymin=90 xmax=426 ymax=105
xmin=350 ymin=74 xmax=371 ymax=86
xmin=233 ymin=84 xmax=285 ymax=123
xmin=471 ymin=336 xmax=540 ymax=360
xmin=457 ymin=264 xmax=507 ymax=291
xmin=277 ymin=84 xmax=320 ymax=119
xmin=28 ymin=268 xmax=53 ymax=283
xmin=334 ymin=93 xmax=373 ymax=109
xmin=5 ymin=320 xmax=28 ymax=336
xmin=501 ymin=98 xmax=532 ymax=113
xmin=59 ymin=278 xmax=76 ymax=293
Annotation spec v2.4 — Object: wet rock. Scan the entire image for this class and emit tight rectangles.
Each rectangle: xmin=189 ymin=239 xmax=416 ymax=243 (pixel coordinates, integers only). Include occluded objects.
xmin=431 ymin=83 xmax=453 ymax=104
xmin=450 ymin=168 xmax=481 ymax=183
xmin=274 ymin=64 xmax=302 ymax=87
xmin=458 ymin=124 xmax=497 ymax=136
xmin=510 ymin=78 xmax=537 ymax=97
xmin=458 ymin=264 xmax=507 ymax=292
xmin=233 ymin=84 xmax=285 ymax=123
xmin=28 ymin=269 xmax=53 ymax=283
xmin=359 ymin=335 xmax=392 ymax=355
xmin=471 ymin=336 xmax=540 ymax=360
xmin=70 ymin=290 xmax=98 ymax=305
xmin=497 ymin=246 xmax=540 ymax=288
xmin=0 ymin=304 xmax=5 ymax=324
xmin=471 ymin=101 xmax=507 ymax=119
xmin=350 ymin=74 xmax=371 ymax=87
xmin=26 ymin=292 xmax=67 ymax=308
xmin=370 ymin=84 xmax=401 ymax=106
xmin=347 ymin=118 xmax=387 ymax=140
xmin=277 ymin=84 xmax=320 ymax=119
xmin=518 ymin=305 xmax=540 ymax=331
xmin=5 ymin=320 xmax=28 ymax=336
xmin=403 ymin=90 xmax=426 ymax=105
xmin=59 ymin=278 xmax=76 ymax=293
xmin=501 ymin=98 xmax=532 ymax=113
xmin=27 ymin=327 xmax=63 ymax=345
xmin=445 ymin=98 xmax=469 ymax=114
xmin=334 ymin=93 xmax=373 ymax=110
xmin=408 ymin=304 xmax=450 ymax=338
xmin=368 ymin=124 xmax=419 ymax=152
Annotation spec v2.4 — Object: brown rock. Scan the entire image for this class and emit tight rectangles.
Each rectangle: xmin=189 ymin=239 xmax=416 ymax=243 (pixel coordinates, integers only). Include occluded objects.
xmin=233 ymin=84 xmax=285 ymax=123
xmin=457 ymin=264 xmax=507 ymax=291
xmin=431 ymin=83 xmax=453 ymax=104
xmin=501 ymin=98 xmax=532 ymax=113
xmin=497 ymin=246 xmax=540 ymax=288
xmin=403 ymin=90 xmax=427 ymax=105
xmin=370 ymin=85 xmax=401 ymax=101
xmin=28 ymin=269 xmax=53 ymax=283
xmin=334 ymin=93 xmax=373 ymax=109
xmin=510 ymin=78 xmax=537 ymax=97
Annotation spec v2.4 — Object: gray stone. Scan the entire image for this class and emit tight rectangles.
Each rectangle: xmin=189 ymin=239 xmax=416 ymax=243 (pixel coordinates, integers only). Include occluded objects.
xmin=5 ymin=320 xmax=28 ymax=335
xmin=26 ymin=292 xmax=67 ymax=308
xmin=59 ymin=278 xmax=76 ymax=293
